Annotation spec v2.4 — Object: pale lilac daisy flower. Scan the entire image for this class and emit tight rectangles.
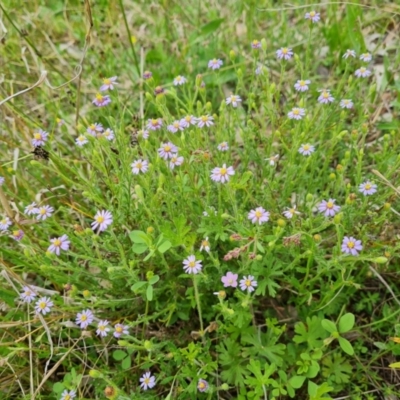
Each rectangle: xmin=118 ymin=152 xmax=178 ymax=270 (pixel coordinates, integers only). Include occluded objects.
xmin=100 ymin=76 xmax=118 ymax=91
xmin=305 ymin=10 xmax=320 ymax=23
xmin=0 ymin=176 xmax=4 ymax=185
xmin=102 ymin=128 xmax=115 ymax=141
xmin=359 ymin=181 xmax=377 ymax=196
xmin=180 ymin=115 xmax=197 ymax=128
xmin=217 ymin=142 xmax=229 ymax=151
xmin=25 ymin=202 xmax=39 ymax=215
xmin=35 ymin=296 xmax=54 ymax=315
xmin=131 ymin=159 xmax=149 ymax=174
xmin=318 ymin=199 xmax=340 ymax=217
xmin=173 ymin=75 xmax=187 ymax=86
xmin=197 ymin=379 xmax=209 ymax=392
xmin=221 ymin=271 xmax=238 ymax=288
xmin=288 ymin=107 xmax=306 ymax=120
xmin=113 ymin=323 xmax=129 ymax=338
xmin=158 ymin=142 xmax=178 ymax=160
xmin=183 ymin=255 xmax=202 ymax=274
xmin=197 ymin=115 xmax=214 ymax=128
xmin=147 ymin=118 xmax=163 ymax=131
xmin=283 ymin=206 xmax=300 ymax=219
xmin=340 ymin=99 xmax=354 ymax=109
xmin=61 ymin=390 xmax=76 ymax=400
xmin=167 ymin=120 xmax=183 ymax=133
xmin=96 ymin=320 xmax=110 ymax=337
xmin=298 ymin=144 xmax=315 ymax=156
xmin=208 ymin=58 xmax=223 ymax=70
xmin=20 ymin=286 xmax=37 ymax=303
xmin=355 ymin=67 xmax=371 ymax=78
xmin=140 ymin=372 xmax=156 ymax=390
xmin=343 ymin=49 xmax=356 ymax=59
xmin=226 ymin=95 xmax=242 ymax=107
xmin=169 ymin=154 xmax=184 ymax=170
xmin=276 ymin=47 xmax=293 ymax=60
xmin=143 ymin=71 xmax=152 ymax=80
xmin=91 ymin=210 xmax=113 ymax=232
xmin=11 ymin=229 xmax=24 ymax=241
xmin=294 ymin=79 xmax=311 ymax=92
xmin=239 ymin=275 xmax=258 ymax=293
xmin=266 ymin=154 xmax=279 ymax=166
xmin=76 ymin=309 xmax=94 ymax=329
xmin=255 ymin=65 xmax=264 ymax=75
xmin=48 ymin=234 xmax=70 ymax=256
xmin=210 ymin=164 xmax=235 ymax=183
xmin=75 ymin=135 xmax=88 ymax=147
xmin=138 ymin=129 xmax=149 ymax=139
xmin=200 ymin=237 xmax=210 ymax=252
xmin=36 ymin=205 xmax=54 ymax=221
xmin=31 ymin=129 xmax=49 ymax=147
xmin=318 ymin=89 xmax=334 ymax=104
xmin=56 ymin=118 xmax=65 ymax=126
xmin=251 ymin=40 xmax=261 ymax=49
xmin=248 ymin=207 xmax=270 ymax=225
xmin=0 ymin=216 xmax=12 ymax=230
xmin=86 ymin=123 xmax=104 ymax=136
xmin=341 ymin=236 xmax=362 ymax=256
xmin=359 ymin=53 xmax=372 ymax=62
xmin=92 ymin=93 xmax=111 ymax=107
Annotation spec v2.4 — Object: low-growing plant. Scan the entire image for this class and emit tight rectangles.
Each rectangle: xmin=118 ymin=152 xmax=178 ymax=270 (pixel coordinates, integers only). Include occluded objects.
xmin=1 ymin=1 xmax=400 ymax=399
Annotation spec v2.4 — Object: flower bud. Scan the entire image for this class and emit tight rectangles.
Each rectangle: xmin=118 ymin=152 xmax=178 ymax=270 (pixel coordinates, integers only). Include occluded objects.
xmin=237 ymin=68 xmax=243 ymax=78
xmin=277 ymin=218 xmax=285 ymax=227
xmin=195 ymin=74 xmax=203 ymax=87
xmin=336 ymin=164 xmax=343 ymax=172
xmin=146 ymin=271 xmax=154 ymax=280
xmin=383 ymin=202 xmax=391 ymax=210
xmin=104 ymin=386 xmax=116 ymax=398
xmin=145 ymin=92 xmax=153 ymax=101
xmin=221 ymin=213 xmax=230 ymax=219
xmin=147 ymin=226 xmax=154 ymax=234
xmin=269 ymin=83 xmax=276 ymax=94
xmin=373 ymin=257 xmax=388 ymax=264
xmin=83 ymin=290 xmax=91 ymax=298
xmin=255 ymin=255 xmax=262 ymax=261
xmin=205 ymin=102 xmax=212 ymax=112
xmin=220 ymin=383 xmax=230 ymax=391
xmin=313 ymin=234 xmax=321 ymax=242
xmin=333 ymin=213 xmax=343 ymax=224
xmin=306 ymin=193 xmax=313 ymax=202
xmin=261 ymin=38 xmax=267 ymax=52
xmin=329 ymin=173 xmax=336 ymax=180
xmin=344 ymin=151 xmax=351 ymax=159
xmin=229 ymin=50 xmax=236 ymax=60
xmin=89 ymin=369 xmax=103 ymax=378
xmin=144 ymin=340 xmax=152 ymax=351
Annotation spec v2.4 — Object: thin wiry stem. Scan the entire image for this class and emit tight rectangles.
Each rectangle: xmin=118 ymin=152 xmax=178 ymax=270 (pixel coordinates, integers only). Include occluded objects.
xmin=118 ymin=0 xmax=141 ymax=77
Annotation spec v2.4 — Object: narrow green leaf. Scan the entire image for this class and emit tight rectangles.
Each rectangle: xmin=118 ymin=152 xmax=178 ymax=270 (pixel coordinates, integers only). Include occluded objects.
xmin=321 ymin=319 xmax=337 ymax=333
xmin=146 ymin=285 xmax=153 ymax=301
xmin=338 ymin=337 xmax=354 ymax=355
xmin=338 ymin=313 xmax=355 ymax=333
xmin=200 ymin=18 xmax=224 ymax=36
xmin=130 ymin=281 xmax=147 ymax=292
xmin=158 ymin=240 xmax=172 ymax=253
xmin=149 ymin=275 xmax=160 ymax=285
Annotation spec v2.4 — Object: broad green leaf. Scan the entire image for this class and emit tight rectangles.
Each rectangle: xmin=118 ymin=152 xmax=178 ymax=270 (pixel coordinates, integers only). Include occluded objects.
xmin=131 ymin=243 xmax=148 ymax=254
xmin=52 ymin=382 xmax=65 ymax=394
xmin=131 ymin=281 xmax=147 ymax=292
xmin=149 ymin=275 xmax=160 ymax=285
xmin=158 ymin=240 xmax=172 ymax=253
xmin=121 ymin=355 xmax=131 ymax=370
xmin=112 ymin=350 xmax=127 ymax=361
xmin=256 ymin=241 xmax=265 ymax=254
xmin=338 ymin=337 xmax=354 ymax=355
xmin=321 ymin=319 xmax=337 ymax=334
xmin=338 ymin=313 xmax=355 ymax=333
xmin=129 ymin=230 xmax=149 ymax=244
xmin=146 ymin=285 xmax=153 ymax=301
xmin=289 ymin=375 xmax=306 ymax=389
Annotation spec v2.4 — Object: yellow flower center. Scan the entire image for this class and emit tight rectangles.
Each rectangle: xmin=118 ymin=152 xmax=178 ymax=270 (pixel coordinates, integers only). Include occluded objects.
xmin=34 ymin=133 xmax=42 ymax=140
xmin=212 ymin=58 xmax=217 ymax=63
xmin=220 ymin=168 xmax=227 ymax=175
xmin=347 ymin=241 xmax=355 ymax=249
xmin=171 ymin=157 xmax=177 ymax=163
xmin=303 ymin=145 xmax=310 ymax=150
xmin=255 ymin=210 xmax=262 ymax=218
xmin=309 ymin=11 xmax=315 ymax=17
xmin=202 ymin=240 xmax=209 ymax=247
xmin=116 ymin=326 xmax=123 ymax=333
xmin=252 ymin=40 xmax=259 ymax=45
xmin=136 ymin=162 xmax=142 ymax=169
xmin=326 ymin=201 xmax=333 ymax=209
xmin=39 ymin=301 xmax=46 ymax=309
xmin=96 ymin=216 xmax=105 ymax=223
xmin=164 ymin=145 xmax=171 ymax=152
xmin=173 ymin=122 xmax=180 ymax=128
xmin=245 ymin=279 xmax=251 ymax=287
xmin=103 ymin=78 xmax=111 ymax=85
xmin=188 ymin=261 xmax=196 ymax=268
xmin=185 ymin=116 xmax=191 ymax=122
xmin=81 ymin=315 xmax=87 ymax=321
xmin=144 ymin=377 xmax=150 ymax=384
xmin=360 ymin=67 xmax=366 ymax=72
xmin=78 ymin=136 xmax=85 ymax=142
xmin=282 ymin=48 xmax=288 ymax=54
xmin=25 ymin=290 xmax=31 ymax=296
xmin=201 ymin=116 xmax=208 ymax=122
xmin=65 ymin=396 xmax=71 ymax=400
xmin=323 ymin=92 xmax=329 ymax=98
xmin=293 ymin=109 xmax=299 ymax=115
xmin=13 ymin=230 xmax=20 ymax=236
xmin=95 ymin=93 xmax=103 ymax=100
xmin=40 ymin=209 xmax=46 ymax=215
xmin=198 ymin=382 xmax=206 ymax=390
xmin=365 ymin=183 xmax=371 ymax=189
xmin=54 ymin=239 xmax=61 ymax=247
xmin=289 ymin=208 xmax=295 ymax=214
xmin=89 ymin=124 xmax=95 ymax=130
xmin=1 ymin=219 xmax=6 ymax=224
xmin=299 ymin=80 xmax=305 ymax=86
xmin=230 ymin=96 xmax=237 ymax=102
xmin=99 ymin=325 xmax=106 ymax=331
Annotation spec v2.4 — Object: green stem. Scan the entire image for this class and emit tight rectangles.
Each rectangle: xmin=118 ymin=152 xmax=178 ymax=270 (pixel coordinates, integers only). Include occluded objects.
xmin=193 ymin=275 xmax=204 ymax=334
